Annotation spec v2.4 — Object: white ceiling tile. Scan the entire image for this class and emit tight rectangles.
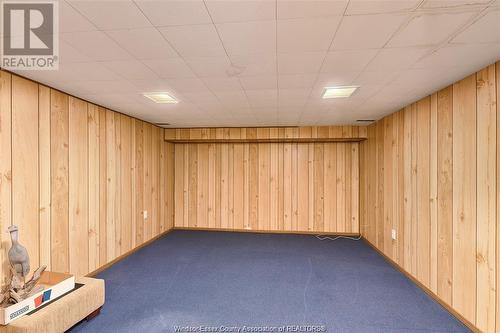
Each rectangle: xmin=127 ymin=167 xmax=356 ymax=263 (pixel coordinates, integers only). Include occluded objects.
xmin=101 ymin=60 xmax=159 ymax=80
xmin=245 ymin=90 xmax=278 ymax=108
xmin=205 ymin=0 xmax=276 ymax=23
xmin=388 ymin=11 xmax=478 ymax=47
xmin=352 ymin=70 xmax=401 ymax=86
xmin=387 ymin=67 xmax=452 ymax=97
xmin=213 ymin=91 xmax=250 ymax=108
xmin=413 ymin=43 xmax=500 ymax=71
xmin=314 ymin=71 xmax=361 ymax=88
xmin=64 ymin=62 xmax=125 ymax=81
xmin=239 ymin=76 xmax=277 ymax=90
xmin=106 ymin=28 xmax=178 ymax=60
xmin=59 ymin=40 xmax=92 ymax=64
xmin=161 ymin=78 xmax=210 ymax=93
xmin=184 ymin=57 xmax=233 ymax=77
xmin=60 ymin=1 xmax=97 ymax=33
xmin=143 ymin=58 xmax=196 ymax=79
xmin=277 ymin=17 xmax=342 ymax=52
xmin=217 ymin=21 xmax=276 ymax=56
xmin=278 ymin=74 xmax=317 ymax=89
xmin=452 ymin=9 xmax=500 ymax=43
xmin=201 ymin=77 xmax=243 ymax=91
xmin=278 ymin=88 xmax=310 ymax=107
xmin=71 ymin=80 xmax=138 ymax=95
xmin=321 ymin=49 xmax=379 ymax=73
xmin=68 ymin=0 xmax=151 ymax=30
xmin=422 ymin=0 xmax=490 ymax=9
xmin=129 ymin=79 xmax=184 ymax=93
xmin=346 ymin=0 xmax=421 ymax=15
xmin=332 ymin=13 xmax=409 ymax=49
xmin=135 ymin=0 xmax=211 ymax=26
xmin=277 ymin=52 xmax=325 ymax=74
xmin=159 ymin=25 xmax=226 ymax=58
xmin=61 ymin=31 xmax=132 ymax=61
xmin=230 ymin=53 xmax=277 ymax=77
xmin=365 ymin=47 xmax=432 ymax=70
xmin=277 ymin=0 xmax=348 ymax=19
xmin=182 ymin=92 xmax=222 ymax=107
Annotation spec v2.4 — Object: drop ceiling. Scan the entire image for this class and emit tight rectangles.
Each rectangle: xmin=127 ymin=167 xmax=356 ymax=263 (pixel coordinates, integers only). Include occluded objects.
xmin=6 ymin=0 xmax=500 ymax=127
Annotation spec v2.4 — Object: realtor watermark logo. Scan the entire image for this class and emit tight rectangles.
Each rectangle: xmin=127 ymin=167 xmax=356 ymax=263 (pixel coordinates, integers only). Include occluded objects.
xmin=1 ymin=0 xmax=59 ymax=70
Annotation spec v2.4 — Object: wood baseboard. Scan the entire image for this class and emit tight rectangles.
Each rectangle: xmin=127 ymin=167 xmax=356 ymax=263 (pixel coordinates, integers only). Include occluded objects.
xmin=173 ymin=226 xmax=360 ymax=237
xmin=86 ymin=228 xmax=174 ymax=278
xmin=361 ymin=236 xmax=480 ymax=333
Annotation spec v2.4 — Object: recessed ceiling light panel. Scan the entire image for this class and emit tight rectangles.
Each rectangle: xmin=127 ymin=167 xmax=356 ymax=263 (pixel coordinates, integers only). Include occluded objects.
xmin=142 ymin=92 xmax=178 ymax=104
xmin=322 ymin=86 xmax=359 ymax=99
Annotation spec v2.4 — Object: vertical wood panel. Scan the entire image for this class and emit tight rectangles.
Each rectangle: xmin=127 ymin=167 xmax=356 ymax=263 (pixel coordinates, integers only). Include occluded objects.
xmin=120 ymin=115 xmax=132 ymax=253
xmin=452 ymin=74 xmax=477 ymax=323
xmin=188 ymin=145 xmax=198 ymax=227
xmin=39 ymin=85 xmax=51 ymax=273
xmin=233 ymin=144 xmax=244 ymax=230
xmin=297 ymin=144 xmax=309 ymax=232
xmin=165 ymin=142 xmax=175 ymax=230
xmin=476 ymin=65 xmax=496 ymax=333
xmin=0 ymin=72 xmax=11 ymax=284
xmin=174 ymin=144 xmax=184 ymax=227
xmin=437 ymin=86 xmax=454 ymax=305
xmin=249 ymin=144 xmax=259 ymax=230
xmin=314 ymin=144 xmax=324 ymax=232
xmin=143 ymin=123 xmax=152 ymax=240
xmin=324 ymin=144 xmax=337 ymax=232
xmin=220 ymin=144 xmax=229 ymax=228
xmin=87 ymin=104 xmax=99 ymax=272
xmin=50 ymin=90 xmax=69 ymax=273
xmin=105 ymin=110 xmax=117 ymax=261
xmin=351 ymin=143 xmax=359 ymax=233
xmin=151 ymin=126 xmax=160 ymax=237
xmin=258 ymin=144 xmax=270 ymax=230
xmin=417 ymin=97 xmax=431 ymax=287
xmin=12 ymin=76 xmax=39 ymax=274
xmin=69 ymin=97 xmax=88 ymax=276
xmin=197 ymin=144 xmax=209 ymax=228
xmin=430 ymin=93 xmax=438 ymax=293
xmin=114 ymin=114 xmax=121 ymax=256
xmin=496 ymin=61 xmax=500 ymax=333
xmin=383 ymin=117 xmax=393 ymax=256
xmin=98 ymin=107 xmax=107 ymax=266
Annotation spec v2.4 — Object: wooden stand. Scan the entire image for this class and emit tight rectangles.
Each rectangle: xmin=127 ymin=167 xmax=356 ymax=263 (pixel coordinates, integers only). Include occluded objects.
xmin=0 ymin=277 xmax=104 ymax=333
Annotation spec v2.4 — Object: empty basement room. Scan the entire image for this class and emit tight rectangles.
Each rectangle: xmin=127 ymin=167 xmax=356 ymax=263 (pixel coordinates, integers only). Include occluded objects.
xmin=1 ymin=0 xmax=500 ymax=332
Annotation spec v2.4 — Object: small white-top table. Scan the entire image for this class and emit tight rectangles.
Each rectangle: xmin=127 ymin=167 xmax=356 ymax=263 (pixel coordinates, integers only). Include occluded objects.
xmin=0 ymin=277 xmax=105 ymax=333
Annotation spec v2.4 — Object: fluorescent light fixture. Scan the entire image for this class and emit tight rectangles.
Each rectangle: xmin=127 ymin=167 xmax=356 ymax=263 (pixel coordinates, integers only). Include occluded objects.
xmin=142 ymin=92 xmax=178 ymax=104
xmin=322 ymin=86 xmax=359 ymax=99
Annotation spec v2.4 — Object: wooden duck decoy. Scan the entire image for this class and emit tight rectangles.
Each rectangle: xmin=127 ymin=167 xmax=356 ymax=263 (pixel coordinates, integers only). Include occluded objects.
xmin=7 ymin=225 xmax=30 ymax=282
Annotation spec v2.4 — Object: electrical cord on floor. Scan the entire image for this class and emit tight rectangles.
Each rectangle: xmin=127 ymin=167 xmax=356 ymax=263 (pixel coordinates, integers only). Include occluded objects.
xmin=315 ymin=234 xmax=362 ymax=241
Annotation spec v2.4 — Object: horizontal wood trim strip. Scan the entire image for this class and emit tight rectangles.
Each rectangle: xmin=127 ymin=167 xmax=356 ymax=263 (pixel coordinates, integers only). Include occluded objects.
xmin=174 ymin=226 xmax=360 ymax=237
xmin=164 ymin=126 xmax=368 ymax=143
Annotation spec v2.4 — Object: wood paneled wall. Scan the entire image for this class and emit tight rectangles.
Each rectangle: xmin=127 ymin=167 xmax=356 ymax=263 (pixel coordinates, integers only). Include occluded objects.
xmin=0 ymin=71 xmax=175 ymax=283
xmin=175 ymin=142 xmax=359 ymax=233
xmin=360 ymin=62 xmax=500 ymax=332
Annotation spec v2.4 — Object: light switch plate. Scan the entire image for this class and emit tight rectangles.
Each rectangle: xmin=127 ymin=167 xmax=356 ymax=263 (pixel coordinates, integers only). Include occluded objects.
xmin=391 ymin=229 xmax=397 ymax=240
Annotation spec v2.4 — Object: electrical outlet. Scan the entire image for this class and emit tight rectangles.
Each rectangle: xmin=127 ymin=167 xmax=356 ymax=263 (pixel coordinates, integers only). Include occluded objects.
xmin=143 ymin=210 xmax=148 ymax=220
xmin=391 ymin=229 xmax=397 ymax=240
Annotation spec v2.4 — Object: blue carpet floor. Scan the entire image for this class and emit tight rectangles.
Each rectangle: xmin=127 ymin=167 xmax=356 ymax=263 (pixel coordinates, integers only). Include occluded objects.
xmin=70 ymin=230 xmax=470 ymax=333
